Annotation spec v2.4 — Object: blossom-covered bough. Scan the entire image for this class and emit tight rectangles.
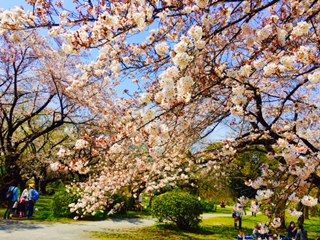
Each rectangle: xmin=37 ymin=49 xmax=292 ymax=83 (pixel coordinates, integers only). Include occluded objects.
xmin=2 ymin=0 xmax=319 ymax=224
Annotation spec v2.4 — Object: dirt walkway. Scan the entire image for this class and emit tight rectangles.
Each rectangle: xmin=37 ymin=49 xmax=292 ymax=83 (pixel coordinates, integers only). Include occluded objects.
xmin=0 ymin=218 xmax=155 ymax=240
xmin=0 ymin=213 xmax=230 ymax=240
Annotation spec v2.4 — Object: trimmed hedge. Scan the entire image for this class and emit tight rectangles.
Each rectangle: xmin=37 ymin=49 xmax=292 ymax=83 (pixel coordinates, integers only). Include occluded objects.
xmin=151 ymin=190 xmax=203 ymax=230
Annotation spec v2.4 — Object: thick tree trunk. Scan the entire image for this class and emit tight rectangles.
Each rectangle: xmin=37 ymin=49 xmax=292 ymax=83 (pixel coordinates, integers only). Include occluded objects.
xmin=297 ymin=203 xmax=305 ymax=225
xmin=34 ymin=175 xmax=41 ymax=191
xmin=304 ymin=206 xmax=309 ymax=220
xmin=39 ymin=169 xmax=48 ymax=194
xmin=311 ymin=190 xmax=320 ymax=217
xmin=3 ymin=154 xmax=26 ymax=190
xmin=274 ymin=199 xmax=287 ymax=229
xmin=40 ymin=180 xmax=47 ymax=195
xmin=0 ymin=166 xmax=25 ymax=203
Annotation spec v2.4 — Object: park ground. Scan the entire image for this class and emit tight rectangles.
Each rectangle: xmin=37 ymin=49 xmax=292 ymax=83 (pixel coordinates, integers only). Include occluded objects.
xmin=0 ymin=197 xmax=319 ymax=240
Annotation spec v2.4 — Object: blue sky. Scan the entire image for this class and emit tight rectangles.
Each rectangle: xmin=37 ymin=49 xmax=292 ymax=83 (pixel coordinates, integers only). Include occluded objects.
xmin=0 ymin=0 xmax=71 ymax=9
xmin=1 ymin=1 xmax=28 ymax=9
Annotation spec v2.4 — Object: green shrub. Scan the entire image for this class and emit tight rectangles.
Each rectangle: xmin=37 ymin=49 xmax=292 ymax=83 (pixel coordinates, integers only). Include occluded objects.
xmin=112 ymin=194 xmax=133 ymax=212
xmin=51 ymin=187 xmax=79 ymax=218
xmin=151 ymin=190 xmax=203 ymax=230
xmin=200 ymin=199 xmax=217 ymax=213
xmin=46 ymin=181 xmax=64 ymax=195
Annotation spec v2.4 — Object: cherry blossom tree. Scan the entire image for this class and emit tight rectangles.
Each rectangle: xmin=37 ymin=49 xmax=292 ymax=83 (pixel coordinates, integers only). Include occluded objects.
xmin=0 ymin=30 xmax=87 ymax=189
xmin=2 ymin=1 xmax=319 ymax=224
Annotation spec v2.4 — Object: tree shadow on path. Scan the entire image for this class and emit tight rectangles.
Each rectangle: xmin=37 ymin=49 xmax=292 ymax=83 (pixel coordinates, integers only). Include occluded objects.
xmin=110 ymin=217 xmax=153 ymax=225
xmin=0 ymin=220 xmax=43 ymax=232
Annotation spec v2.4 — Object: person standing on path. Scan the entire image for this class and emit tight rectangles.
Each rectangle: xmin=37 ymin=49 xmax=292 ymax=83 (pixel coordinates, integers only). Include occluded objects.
xmin=250 ymin=201 xmax=259 ymax=217
xmin=3 ymin=184 xmax=20 ymax=219
xmin=26 ymin=184 xmax=39 ymax=219
xmin=232 ymin=203 xmax=244 ymax=229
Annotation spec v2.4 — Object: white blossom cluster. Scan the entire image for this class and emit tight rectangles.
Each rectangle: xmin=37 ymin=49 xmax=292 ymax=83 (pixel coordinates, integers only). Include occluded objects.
xmin=177 ymin=76 xmax=194 ymax=103
xmin=301 ymin=195 xmax=318 ymax=207
xmin=246 ymin=177 xmax=264 ymax=189
xmin=291 ymin=21 xmax=311 ymax=37
xmin=288 ymin=209 xmax=303 ymax=218
xmin=74 ymin=139 xmax=89 ymax=150
xmin=155 ymin=42 xmax=169 ymax=56
xmin=57 ymin=148 xmax=71 ymax=158
xmin=50 ymin=162 xmax=61 ymax=172
xmin=0 ymin=7 xmax=35 ymax=35
xmin=308 ymin=70 xmax=320 ymax=84
xmin=256 ymin=189 xmax=274 ymax=201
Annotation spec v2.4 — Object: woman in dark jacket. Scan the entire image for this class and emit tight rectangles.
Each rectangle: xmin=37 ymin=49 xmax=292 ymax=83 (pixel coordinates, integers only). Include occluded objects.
xmin=287 ymin=221 xmax=297 ymax=239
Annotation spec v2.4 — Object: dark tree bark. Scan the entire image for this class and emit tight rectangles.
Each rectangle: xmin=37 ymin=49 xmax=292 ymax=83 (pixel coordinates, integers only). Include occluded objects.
xmin=274 ymin=199 xmax=287 ymax=229
xmin=40 ymin=179 xmax=47 ymax=195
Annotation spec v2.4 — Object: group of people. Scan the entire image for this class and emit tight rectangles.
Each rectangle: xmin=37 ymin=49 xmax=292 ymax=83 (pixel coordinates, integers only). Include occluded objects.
xmin=232 ymin=200 xmax=310 ymax=240
xmin=252 ymin=223 xmax=270 ymax=239
xmin=3 ymin=183 xmax=40 ymax=219
xmin=286 ymin=221 xmax=308 ymax=240
xmin=236 ymin=221 xmax=309 ymax=240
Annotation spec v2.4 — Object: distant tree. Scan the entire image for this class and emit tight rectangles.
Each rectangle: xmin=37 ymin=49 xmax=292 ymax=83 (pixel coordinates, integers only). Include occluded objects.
xmin=227 ymin=146 xmax=270 ymax=199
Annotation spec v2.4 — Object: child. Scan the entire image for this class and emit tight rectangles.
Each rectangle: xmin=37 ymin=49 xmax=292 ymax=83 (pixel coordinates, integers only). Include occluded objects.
xmin=19 ymin=196 xmax=27 ymax=218
xmin=19 ymin=186 xmax=29 ymax=218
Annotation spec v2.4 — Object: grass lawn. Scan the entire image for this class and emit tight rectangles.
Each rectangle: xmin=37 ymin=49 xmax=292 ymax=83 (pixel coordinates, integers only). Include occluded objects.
xmin=0 ymin=208 xmax=5 ymax=217
xmin=214 ymin=205 xmax=234 ymax=214
xmin=93 ymin=213 xmax=320 ymax=240
xmin=32 ymin=195 xmax=74 ymax=222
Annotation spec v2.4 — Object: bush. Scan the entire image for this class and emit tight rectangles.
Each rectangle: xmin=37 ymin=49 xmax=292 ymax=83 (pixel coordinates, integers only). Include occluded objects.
xmin=51 ymin=187 xmax=79 ymax=218
xmin=46 ymin=181 xmax=64 ymax=195
xmin=201 ymin=199 xmax=217 ymax=213
xmin=151 ymin=190 xmax=203 ymax=230
xmin=112 ymin=194 xmax=135 ymax=212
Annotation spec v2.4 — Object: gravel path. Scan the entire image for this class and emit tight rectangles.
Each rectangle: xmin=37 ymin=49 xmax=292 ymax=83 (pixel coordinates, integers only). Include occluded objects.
xmin=0 ymin=218 xmax=155 ymax=240
xmin=0 ymin=213 xmax=230 ymax=240
xmin=202 ymin=213 xmax=230 ymax=219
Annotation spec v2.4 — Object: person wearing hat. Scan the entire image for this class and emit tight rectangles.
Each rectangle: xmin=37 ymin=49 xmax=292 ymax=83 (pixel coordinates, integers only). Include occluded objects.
xmin=27 ymin=183 xmax=35 ymax=219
